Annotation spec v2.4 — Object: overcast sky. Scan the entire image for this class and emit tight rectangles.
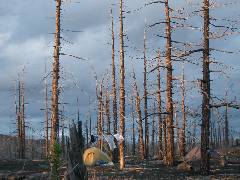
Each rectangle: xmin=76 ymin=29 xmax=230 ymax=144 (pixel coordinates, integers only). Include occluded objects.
xmin=0 ymin=0 xmax=239 ymax=139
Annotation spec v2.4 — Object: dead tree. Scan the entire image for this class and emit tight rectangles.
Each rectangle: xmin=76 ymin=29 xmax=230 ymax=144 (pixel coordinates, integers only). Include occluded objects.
xmin=111 ymin=7 xmax=119 ymax=163
xmin=131 ymin=96 xmax=136 ymax=156
xmin=165 ymin=0 xmax=174 ymax=166
xmin=201 ymin=0 xmax=210 ymax=174
xmin=50 ymin=0 xmax=61 ymax=154
xmin=132 ymin=68 xmax=144 ymax=160
xmin=44 ymin=62 xmax=49 ymax=157
xmin=66 ymin=122 xmax=87 ymax=180
xmin=157 ymin=50 xmax=163 ymax=159
xmin=105 ymin=81 xmax=111 ymax=135
xmin=97 ymin=83 xmax=104 ymax=150
xmin=151 ymin=102 xmax=156 ymax=157
xmin=143 ymin=25 xmax=149 ymax=159
xmin=16 ymin=74 xmax=26 ymax=159
xmin=179 ymin=67 xmax=186 ymax=158
xmin=119 ymin=0 xmax=126 ymax=170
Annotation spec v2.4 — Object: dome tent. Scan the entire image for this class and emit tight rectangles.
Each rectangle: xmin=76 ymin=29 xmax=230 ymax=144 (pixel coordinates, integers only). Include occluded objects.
xmin=83 ymin=147 xmax=112 ymax=166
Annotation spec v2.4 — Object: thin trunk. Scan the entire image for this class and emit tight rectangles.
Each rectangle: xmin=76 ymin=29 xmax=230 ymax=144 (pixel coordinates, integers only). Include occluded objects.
xmin=50 ymin=0 xmax=61 ymax=154
xmin=152 ymin=102 xmax=156 ymax=157
xmin=224 ymin=93 xmax=229 ymax=146
xmin=165 ymin=0 xmax=174 ymax=166
xmin=97 ymin=84 xmax=103 ymax=150
xmin=143 ymin=26 xmax=149 ymax=159
xmin=201 ymin=0 xmax=210 ymax=174
xmin=21 ymin=78 xmax=25 ymax=159
xmin=157 ymin=50 xmax=163 ymax=159
xmin=119 ymin=0 xmax=125 ymax=170
xmin=111 ymin=7 xmax=119 ymax=163
xmin=180 ymin=68 xmax=186 ymax=158
xmin=45 ymin=63 xmax=49 ymax=157
xmin=132 ymin=70 xmax=144 ymax=160
xmin=131 ymin=96 xmax=136 ymax=156
xmin=174 ymin=104 xmax=180 ymax=155
xmin=105 ymin=85 xmax=111 ymax=135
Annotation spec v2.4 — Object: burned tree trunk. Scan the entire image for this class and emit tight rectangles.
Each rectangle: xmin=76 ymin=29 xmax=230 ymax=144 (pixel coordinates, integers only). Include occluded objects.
xmin=224 ymin=93 xmax=229 ymax=146
xmin=143 ymin=26 xmax=149 ymax=159
xmin=45 ymin=63 xmax=49 ymax=157
xmin=131 ymin=96 xmax=136 ymax=156
xmin=97 ymin=83 xmax=104 ymax=150
xmin=151 ymin=102 xmax=156 ymax=157
xmin=165 ymin=0 xmax=174 ymax=166
xmin=201 ymin=0 xmax=210 ymax=175
xmin=132 ymin=69 xmax=144 ymax=160
xmin=157 ymin=50 xmax=163 ymax=160
xmin=50 ymin=0 xmax=61 ymax=154
xmin=179 ymin=68 xmax=186 ymax=158
xmin=119 ymin=0 xmax=126 ymax=170
xmin=105 ymin=84 xmax=111 ymax=135
xmin=111 ymin=8 xmax=119 ymax=163
xmin=66 ymin=122 xmax=87 ymax=180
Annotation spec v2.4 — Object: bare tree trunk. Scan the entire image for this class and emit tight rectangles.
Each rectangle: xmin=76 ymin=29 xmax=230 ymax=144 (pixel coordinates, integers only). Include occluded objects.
xmin=105 ymin=85 xmax=111 ymax=135
xmin=151 ymin=102 xmax=156 ymax=157
xmin=132 ymin=69 xmax=144 ymax=160
xmin=111 ymin=8 xmax=119 ymax=163
xmin=45 ymin=63 xmax=49 ymax=158
xmin=21 ymin=78 xmax=25 ymax=159
xmin=50 ymin=0 xmax=61 ymax=154
xmin=165 ymin=0 xmax=174 ymax=166
xmin=180 ymin=68 xmax=186 ymax=158
xmin=143 ymin=26 xmax=149 ymax=159
xmin=224 ymin=93 xmax=229 ymax=146
xmin=119 ymin=0 xmax=125 ymax=170
xmin=201 ymin=0 xmax=210 ymax=174
xmin=131 ymin=96 xmax=136 ymax=156
xmin=163 ymin=117 xmax=167 ymax=161
xmin=174 ymin=104 xmax=180 ymax=155
xmin=157 ymin=50 xmax=163 ymax=160
xmin=97 ymin=83 xmax=103 ymax=150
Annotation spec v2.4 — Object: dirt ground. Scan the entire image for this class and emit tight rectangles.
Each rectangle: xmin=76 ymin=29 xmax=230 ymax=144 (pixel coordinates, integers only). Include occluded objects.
xmin=0 ymin=147 xmax=239 ymax=180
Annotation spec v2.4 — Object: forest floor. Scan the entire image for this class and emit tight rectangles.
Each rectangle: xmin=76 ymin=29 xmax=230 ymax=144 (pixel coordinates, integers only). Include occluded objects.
xmin=0 ymin=147 xmax=239 ymax=179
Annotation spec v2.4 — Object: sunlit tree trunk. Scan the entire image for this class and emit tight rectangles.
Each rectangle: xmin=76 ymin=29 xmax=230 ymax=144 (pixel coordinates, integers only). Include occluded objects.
xmin=50 ymin=0 xmax=61 ymax=154
xmin=165 ymin=0 xmax=174 ymax=166
xmin=132 ymin=69 xmax=144 ymax=160
xmin=179 ymin=68 xmax=186 ymax=158
xmin=119 ymin=0 xmax=126 ymax=170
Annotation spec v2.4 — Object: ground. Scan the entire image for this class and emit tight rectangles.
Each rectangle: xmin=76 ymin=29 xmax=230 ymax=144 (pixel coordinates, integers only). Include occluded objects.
xmin=0 ymin=147 xmax=239 ymax=179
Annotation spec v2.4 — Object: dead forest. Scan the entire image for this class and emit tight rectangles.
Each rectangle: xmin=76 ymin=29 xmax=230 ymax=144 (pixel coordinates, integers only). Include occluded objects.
xmin=0 ymin=0 xmax=240 ymax=179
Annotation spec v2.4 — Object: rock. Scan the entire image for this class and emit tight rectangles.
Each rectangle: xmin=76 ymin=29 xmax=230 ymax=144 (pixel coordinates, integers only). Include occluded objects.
xmin=177 ymin=161 xmax=193 ymax=172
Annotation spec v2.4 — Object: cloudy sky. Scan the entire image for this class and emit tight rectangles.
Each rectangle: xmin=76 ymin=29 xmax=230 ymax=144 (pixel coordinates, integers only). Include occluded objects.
xmin=0 ymin=0 xmax=239 ymax=139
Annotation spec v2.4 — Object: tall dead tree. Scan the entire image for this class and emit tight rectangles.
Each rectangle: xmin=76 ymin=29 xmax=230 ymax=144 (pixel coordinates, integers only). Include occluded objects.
xmin=224 ymin=92 xmax=229 ymax=146
xmin=131 ymin=96 xmax=136 ymax=156
xmin=105 ymin=81 xmax=111 ymax=135
xmin=143 ymin=25 xmax=149 ymax=159
xmin=132 ymin=69 xmax=144 ymax=160
xmin=97 ymin=83 xmax=103 ymax=150
xmin=119 ymin=0 xmax=126 ymax=170
xmin=111 ymin=8 xmax=119 ymax=163
xmin=44 ymin=63 xmax=49 ymax=157
xmin=179 ymin=67 xmax=186 ymax=158
xmin=16 ymin=74 xmax=26 ymax=159
xmin=151 ymin=102 xmax=156 ymax=156
xmin=201 ymin=0 xmax=210 ymax=174
xmin=157 ymin=50 xmax=163 ymax=159
xmin=165 ymin=0 xmax=174 ymax=166
xmin=50 ymin=0 xmax=61 ymax=154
